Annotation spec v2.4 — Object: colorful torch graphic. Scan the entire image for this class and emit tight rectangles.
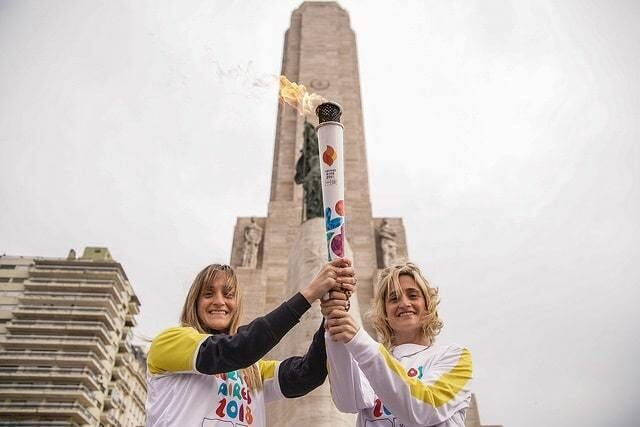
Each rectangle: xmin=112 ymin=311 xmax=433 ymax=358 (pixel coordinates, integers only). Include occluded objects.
xmin=315 ymin=102 xmax=345 ymax=261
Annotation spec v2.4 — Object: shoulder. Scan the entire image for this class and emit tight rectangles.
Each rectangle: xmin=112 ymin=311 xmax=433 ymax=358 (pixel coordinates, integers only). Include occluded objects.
xmin=150 ymin=326 xmax=208 ymax=353
xmin=148 ymin=326 xmax=211 ymax=375
xmin=430 ymin=343 xmax=472 ymax=372
xmin=434 ymin=343 xmax=470 ymax=355
xmin=429 ymin=343 xmax=471 ymax=358
xmin=151 ymin=326 xmax=204 ymax=342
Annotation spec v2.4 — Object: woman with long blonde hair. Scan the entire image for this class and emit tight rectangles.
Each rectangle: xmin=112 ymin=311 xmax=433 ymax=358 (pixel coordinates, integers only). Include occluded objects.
xmin=321 ymin=261 xmax=472 ymax=426
xmin=146 ymin=258 xmax=355 ymax=426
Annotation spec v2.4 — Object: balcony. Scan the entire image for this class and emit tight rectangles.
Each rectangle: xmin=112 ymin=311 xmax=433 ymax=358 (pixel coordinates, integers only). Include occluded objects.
xmin=6 ymin=319 xmax=116 ymax=345
xmin=128 ymin=301 xmax=140 ymax=315
xmin=0 ymin=422 xmax=80 ymax=427
xmin=131 ymin=386 xmax=147 ymax=411
xmin=0 ymin=382 xmax=100 ymax=407
xmin=0 ymin=401 xmax=96 ymax=426
xmin=101 ymin=408 xmax=122 ymax=427
xmin=125 ymin=313 xmax=138 ymax=327
xmin=24 ymin=280 xmax=127 ymax=306
xmin=119 ymin=339 xmax=133 ymax=353
xmin=0 ymin=334 xmax=113 ymax=361
xmin=0 ymin=350 xmax=106 ymax=375
xmin=29 ymin=265 xmax=128 ymax=294
xmin=119 ymin=352 xmax=146 ymax=378
xmin=104 ymin=386 xmax=125 ymax=410
xmin=0 ymin=366 xmax=101 ymax=391
xmin=112 ymin=365 xmax=125 ymax=382
xmin=19 ymin=291 xmax=122 ymax=319
xmin=14 ymin=305 xmax=121 ymax=331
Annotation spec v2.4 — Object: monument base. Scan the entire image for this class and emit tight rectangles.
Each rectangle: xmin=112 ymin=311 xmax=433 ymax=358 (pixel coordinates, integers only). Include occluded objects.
xmin=266 ymin=217 xmax=359 ymax=426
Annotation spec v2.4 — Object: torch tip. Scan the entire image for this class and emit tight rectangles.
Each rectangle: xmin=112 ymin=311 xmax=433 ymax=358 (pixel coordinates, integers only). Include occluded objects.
xmin=316 ymin=101 xmax=343 ymax=124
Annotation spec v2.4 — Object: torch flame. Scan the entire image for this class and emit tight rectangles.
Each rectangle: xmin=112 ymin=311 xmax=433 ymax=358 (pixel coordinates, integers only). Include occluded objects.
xmin=279 ymin=75 xmax=326 ymax=116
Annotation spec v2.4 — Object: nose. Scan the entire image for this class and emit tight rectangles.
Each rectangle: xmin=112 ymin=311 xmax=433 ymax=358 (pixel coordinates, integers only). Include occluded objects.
xmin=398 ymin=294 xmax=411 ymax=307
xmin=211 ymin=291 xmax=225 ymax=305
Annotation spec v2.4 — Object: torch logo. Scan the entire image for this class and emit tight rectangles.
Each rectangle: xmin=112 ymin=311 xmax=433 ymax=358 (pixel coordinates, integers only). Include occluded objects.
xmin=323 ymin=145 xmax=337 ymax=166
xmin=330 ymin=227 xmax=344 ymax=257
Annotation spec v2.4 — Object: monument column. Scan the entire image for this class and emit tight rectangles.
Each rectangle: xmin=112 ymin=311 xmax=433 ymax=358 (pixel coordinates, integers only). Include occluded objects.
xmin=229 ymin=2 xmax=409 ymax=425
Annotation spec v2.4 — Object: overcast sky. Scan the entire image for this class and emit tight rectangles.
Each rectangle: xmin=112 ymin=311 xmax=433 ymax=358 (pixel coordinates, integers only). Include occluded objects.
xmin=1 ymin=1 xmax=639 ymax=426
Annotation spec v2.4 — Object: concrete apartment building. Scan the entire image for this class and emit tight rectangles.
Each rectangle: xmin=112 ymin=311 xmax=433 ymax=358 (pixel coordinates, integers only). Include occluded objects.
xmin=0 ymin=247 xmax=146 ymax=427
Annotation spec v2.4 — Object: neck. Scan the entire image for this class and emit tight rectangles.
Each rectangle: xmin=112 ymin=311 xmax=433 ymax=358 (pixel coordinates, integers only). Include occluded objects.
xmin=392 ymin=331 xmax=430 ymax=347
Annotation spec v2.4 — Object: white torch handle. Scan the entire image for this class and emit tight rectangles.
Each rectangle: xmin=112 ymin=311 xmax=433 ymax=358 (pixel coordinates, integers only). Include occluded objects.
xmin=317 ymin=121 xmax=346 ymax=262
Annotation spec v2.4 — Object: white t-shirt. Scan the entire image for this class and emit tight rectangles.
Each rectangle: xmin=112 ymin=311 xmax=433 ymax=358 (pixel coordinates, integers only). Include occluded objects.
xmin=146 ymin=327 xmax=285 ymax=427
xmin=146 ymin=293 xmax=326 ymax=427
xmin=326 ymin=328 xmax=473 ymax=427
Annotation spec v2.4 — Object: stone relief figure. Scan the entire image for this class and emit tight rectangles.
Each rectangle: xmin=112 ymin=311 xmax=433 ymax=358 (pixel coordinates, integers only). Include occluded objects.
xmin=241 ymin=217 xmax=263 ymax=268
xmin=378 ymin=218 xmax=398 ymax=268
xmin=294 ymin=121 xmax=323 ymax=221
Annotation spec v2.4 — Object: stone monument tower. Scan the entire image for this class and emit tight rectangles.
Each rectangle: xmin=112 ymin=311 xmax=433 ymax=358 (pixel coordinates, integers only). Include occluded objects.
xmin=228 ymin=2 xmax=409 ymax=425
xmin=229 ymin=0 xmax=408 ymax=343
xmin=228 ymin=3 xmax=493 ymax=427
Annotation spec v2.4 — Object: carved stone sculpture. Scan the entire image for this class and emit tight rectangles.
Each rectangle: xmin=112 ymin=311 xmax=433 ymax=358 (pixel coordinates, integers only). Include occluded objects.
xmin=378 ymin=218 xmax=397 ymax=268
xmin=294 ymin=121 xmax=324 ymax=220
xmin=241 ymin=217 xmax=263 ymax=268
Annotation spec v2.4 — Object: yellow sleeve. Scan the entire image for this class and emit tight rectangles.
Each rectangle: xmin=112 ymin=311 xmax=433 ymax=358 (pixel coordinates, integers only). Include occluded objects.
xmin=258 ymin=359 xmax=284 ymax=403
xmin=258 ymin=359 xmax=278 ymax=381
xmin=345 ymin=328 xmax=472 ymax=425
xmin=147 ymin=326 xmax=210 ymax=375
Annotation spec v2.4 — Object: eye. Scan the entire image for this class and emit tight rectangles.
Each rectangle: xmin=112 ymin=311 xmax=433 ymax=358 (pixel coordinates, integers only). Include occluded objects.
xmin=387 ymin=293 xmax=398 ymax=303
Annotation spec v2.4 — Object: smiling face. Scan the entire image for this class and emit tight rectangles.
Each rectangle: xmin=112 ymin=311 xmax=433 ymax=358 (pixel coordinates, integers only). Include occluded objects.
xmin=384 ymin=274 xmax=428 ymax=346
xmin=372 ymin=262 xmax=443 ymax=349
xmin=196 ymin=273 xmax=237 ymax=333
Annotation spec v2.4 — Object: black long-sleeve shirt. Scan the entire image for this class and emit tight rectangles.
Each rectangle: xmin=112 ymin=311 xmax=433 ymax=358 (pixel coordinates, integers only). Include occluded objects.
xmin=148 ymin=292 xmax=327 ymax=397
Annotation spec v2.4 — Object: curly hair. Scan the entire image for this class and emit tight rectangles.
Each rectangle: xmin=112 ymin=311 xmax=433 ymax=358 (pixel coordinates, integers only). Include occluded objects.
xmin=368 ymin=261 xmax=443 ymax=348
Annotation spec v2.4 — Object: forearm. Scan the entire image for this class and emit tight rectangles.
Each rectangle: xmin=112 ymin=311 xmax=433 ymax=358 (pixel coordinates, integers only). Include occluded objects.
xmin=196 ymin=293 xmax=310 ymax=374
xmin=277 ymin=321 xmax=327 ymax=398
xmin=345 ymin=329 xmax=472 ymax=425
xmin=326 ymin=331 xmax=376 ymax=413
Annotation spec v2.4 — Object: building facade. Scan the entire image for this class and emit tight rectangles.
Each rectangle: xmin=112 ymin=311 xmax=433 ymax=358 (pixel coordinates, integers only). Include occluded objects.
xmin=0 ymin=247 xmax=146 ymax=427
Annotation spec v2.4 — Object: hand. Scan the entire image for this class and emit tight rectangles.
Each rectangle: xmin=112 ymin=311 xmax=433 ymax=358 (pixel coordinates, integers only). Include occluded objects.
xmin=326 ymin=309 xmax=359 ymax=343
xmin=300 ymin=258 xmax=355 ymax=303
xmin=320 ymin=291 xmax=349 ymax=317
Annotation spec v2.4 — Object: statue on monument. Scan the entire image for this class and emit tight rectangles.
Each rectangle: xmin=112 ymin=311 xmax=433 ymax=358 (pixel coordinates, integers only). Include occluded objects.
xmin=378 ymin=218 xmax=398 ymax=267
xmin=294 ymin=121 xmax=323 ymax=221
xmin=241 ymin=217 xmax=263 ymax=268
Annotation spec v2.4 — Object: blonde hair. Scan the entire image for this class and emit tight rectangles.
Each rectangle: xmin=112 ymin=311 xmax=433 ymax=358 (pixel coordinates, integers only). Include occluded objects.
xmin=180 ymin=264 xmax=262 ymax=390
xmin=369 ymin=261 xmax=443 ymax=349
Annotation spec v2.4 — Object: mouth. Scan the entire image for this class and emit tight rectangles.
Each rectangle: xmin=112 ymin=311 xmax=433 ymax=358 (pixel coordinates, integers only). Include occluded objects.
xmin=396 ymin=311 xmax=416 ymax=318
xmin=207 ymin=309 xmax=229 ymax=316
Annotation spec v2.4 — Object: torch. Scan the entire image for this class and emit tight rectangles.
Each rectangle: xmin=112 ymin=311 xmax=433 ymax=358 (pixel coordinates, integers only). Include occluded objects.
xmin=315 ymin=102 xmax=346 ymax=262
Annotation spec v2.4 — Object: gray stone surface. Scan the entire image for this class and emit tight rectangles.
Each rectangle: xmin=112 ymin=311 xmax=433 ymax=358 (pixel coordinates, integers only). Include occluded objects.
xmin=266 ymin=217 xmax=358 ymax=426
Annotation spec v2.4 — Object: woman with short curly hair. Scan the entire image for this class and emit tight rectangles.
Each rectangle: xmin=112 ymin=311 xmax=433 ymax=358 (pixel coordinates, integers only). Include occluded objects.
xmin=322 ymin=261 xmax=472 ymax=427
